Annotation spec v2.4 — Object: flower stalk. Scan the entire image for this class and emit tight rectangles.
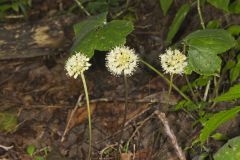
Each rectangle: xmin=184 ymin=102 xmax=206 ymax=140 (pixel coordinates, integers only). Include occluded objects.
xmin=141 ymin=59 xmax=191 ymax=102
xmin=80 ymin=73 xmax=92 ymax=160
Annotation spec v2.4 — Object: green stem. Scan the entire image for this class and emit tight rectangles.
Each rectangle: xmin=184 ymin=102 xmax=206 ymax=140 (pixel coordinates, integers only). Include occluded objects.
xmin=80 ymin=73 xmax=92 ymax=160
xmin=141 ymin=59 xmax=191 ymax=102
xmin=185 ymin=75 xmax=198 ymax=101
xmin=168 ymin=74 xmax=173 ymax=95
xmin=74 ymin=0 xmax=91 ymax=16
xmin=119 ymin=74 xmax=129 ymax=150
xmin=197 ymin=0 xmax=205 ymax=29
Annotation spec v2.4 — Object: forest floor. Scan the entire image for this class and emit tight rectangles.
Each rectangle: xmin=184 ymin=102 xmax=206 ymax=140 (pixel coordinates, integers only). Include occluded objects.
xmin=0 ymin=0 xmax=240 ymax=160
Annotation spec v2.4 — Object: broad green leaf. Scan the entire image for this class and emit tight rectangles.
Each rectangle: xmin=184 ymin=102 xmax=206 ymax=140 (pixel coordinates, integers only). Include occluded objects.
xmin=228 ymin=25 xmax=240 ymax=36
xmin=214 ymin=84 xmax=240 ymax=102
xmin=214 ymin=136 xmax=240 ymax=160
xmin=166 ymin=4 xmax=190 ymax=44
xmin=184 ymin=29 xmax=236 ymax=75
xmin=207 ymin=0 xmax=229 ymax=11
xmin=188 ymin=47 xmax=221 ymax=75
xmin=199 ymin=106 xmax=240 ymax=144
xmin=229 ymin=0 xmax=240 ymax=14
xmin=159 ymin=0 xmax=173 ymax=15
xmin=71 ymin=20 xmax=134 ymax=58
xmin=0 ymin=112 xmax=17 ymax=132
xmin=27 ymin=144 xmax=36 ymax=156
xmin=184 ymin=29 xmax=236 ymax=54
xmin=73 ymin=12 xmax=107 ymax=36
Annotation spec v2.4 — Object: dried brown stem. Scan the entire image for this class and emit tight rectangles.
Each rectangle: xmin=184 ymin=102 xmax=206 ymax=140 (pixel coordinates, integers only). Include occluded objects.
xmin=155 ymin=110 xmax=186 ymax=160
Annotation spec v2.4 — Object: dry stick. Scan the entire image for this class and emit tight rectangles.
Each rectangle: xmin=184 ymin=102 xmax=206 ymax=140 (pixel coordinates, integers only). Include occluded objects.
xmin=0 ymin=144 xmax=13 ymax=151
xmin=61 ymin=94 xmax=84 ymax=142
xmin=155 ymin=111 xmax=186 ymax=160
xmin=74 ymin=0 xmax=91 ymax=16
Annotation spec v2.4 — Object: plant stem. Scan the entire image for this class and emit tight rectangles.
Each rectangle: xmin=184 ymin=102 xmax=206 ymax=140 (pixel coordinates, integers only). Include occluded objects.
xmin=80 ymin=73 xmax=92 ymax=160
xmin=203 ymin=80 xmax=210 ymax=102
xmin=141 ymin=59 xmax=191 ymax=102
xmin=185 ymin=75 xmax=198 ymax=101
xmin=197 ymin=0 xmax=205 ymax=29
xmin=119 ymin=74 xmax=129 ymax=149
xmin=169 ymin=74 xmax=173 ymax=95
xmin=74 ymin=0 xmax=91 ymax=16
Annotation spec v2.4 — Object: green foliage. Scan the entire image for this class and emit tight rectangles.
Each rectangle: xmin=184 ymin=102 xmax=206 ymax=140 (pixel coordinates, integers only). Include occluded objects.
xmin=26 ymin=145 xmax=48 ymax=160
xmin=207 ymin=20 xmax=221 ymax=29
xmin=199 ymin=106 xmax=240 ymax=144
xmin=71 ymin=12 xmax=134 ymax=58
xmin=230 ymin=54 xmax=240 ymax=83
xmin=229 ymin=0 xmax=240 ymax=14
xmin=214 ymin=84 xmax=240 ymax=102
xmin=27 ymin=145 xmax=36 ymax=157
xmin=166 ymin=4 xmax=190 ymax=44
xmin=228 ymin=25 xmax=240 ymax=36
xmin=207 ymin=0 xmax=229 ymax=12
xmin=214 ymin=136 xmax=240 ymax=160
xmin=80 ymin=0 xmax=120 ymax=14
xmin=159 ymin=0 xmax=173 ymax=16
xmin=0 ymin=112 xmax=17 ymax=132
xmin=0 ymin=0 xmax=31 ymax=18
xmin=183 ymin=29 xmax=236 ymax=75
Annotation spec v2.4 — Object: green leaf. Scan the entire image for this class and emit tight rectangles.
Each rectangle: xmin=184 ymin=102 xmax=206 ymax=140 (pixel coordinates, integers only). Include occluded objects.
xmin=71 ymin=20 xmax=134 ymax=58
xmin=159 ymin=0 xmax=173 ymax=15
xmin=199 ymin=106 xmax=240 ymax=144
xmin=207 ymin=0 xmax=229 ymax=12
xmin=86 ymin=1 xmax=108 ymax=14
xmin=26 ymin=144 xmax=36 ymax=156
xmin=214 ymin=136 xmax=240 ymax=160
xmin=230 ymin=66 xmax=240 ymax=83
xmin=211 ymin=132 xmax=228 ymax=141
xmin=184 ymin=29 xmax=236 ymax=75
xmin=229 ymin=0 xmax=240 ymax=14
xmin=166 ymin=4 xmax=190 ymax=44
xmin=207 ymin=20 xmax=221 ymax=29
xmin=184 ymin=29 xmax=236 ymax=54
xmin=73 ymin=12 xmax=107 ymax=36
xmin=214 ymin=84 xmax=240 ymax=102
xmin=188 ymin=47 xmax=222 ymax=75
xmin=228 ymin=25 xmax=240 ymax=36
xmin=0 ymin=112 xmax=17 ymax=132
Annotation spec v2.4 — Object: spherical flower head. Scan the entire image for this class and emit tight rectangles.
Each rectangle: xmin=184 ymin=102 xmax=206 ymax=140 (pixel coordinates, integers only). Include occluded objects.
xmin=160 ymin=49 xmax=187 ymax=75
xmin=106 ymin=46 xmax=139 ymax=76
xmin=65 ymin=52 xmax=91 ymax=79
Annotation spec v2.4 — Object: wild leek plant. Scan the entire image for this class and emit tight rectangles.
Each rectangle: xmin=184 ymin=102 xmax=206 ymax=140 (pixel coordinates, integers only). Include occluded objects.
xmin=105 ymin=46 xmax=139 ymax=147
xmin=65 ymin=52 xmax=92 ymax=160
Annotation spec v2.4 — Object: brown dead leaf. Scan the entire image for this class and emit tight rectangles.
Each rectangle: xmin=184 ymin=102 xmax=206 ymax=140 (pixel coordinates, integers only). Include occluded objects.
xmin=121 ymin=152 xmax=133 ymax=160
xmin=67 ymin=103 xmax=96 ymax=131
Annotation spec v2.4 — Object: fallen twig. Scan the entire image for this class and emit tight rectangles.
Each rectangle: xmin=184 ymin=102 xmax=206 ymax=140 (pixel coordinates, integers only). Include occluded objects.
xmin=155 ymin=110 xmax=186 ymax=160
xmin=61 ymin=94 xmax=83 ymax=142
xmin=0 ymin=144 xmax=13 ymax=151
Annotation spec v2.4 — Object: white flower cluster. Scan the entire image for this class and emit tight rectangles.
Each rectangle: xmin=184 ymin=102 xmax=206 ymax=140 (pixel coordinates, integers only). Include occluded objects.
xmin=160 ymin=49 xmax=187 ymax=75
xmin=65 ymin=52 xmax=91 ymax=79
xmin=105 ymin=46 xmax=139 ymax=76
